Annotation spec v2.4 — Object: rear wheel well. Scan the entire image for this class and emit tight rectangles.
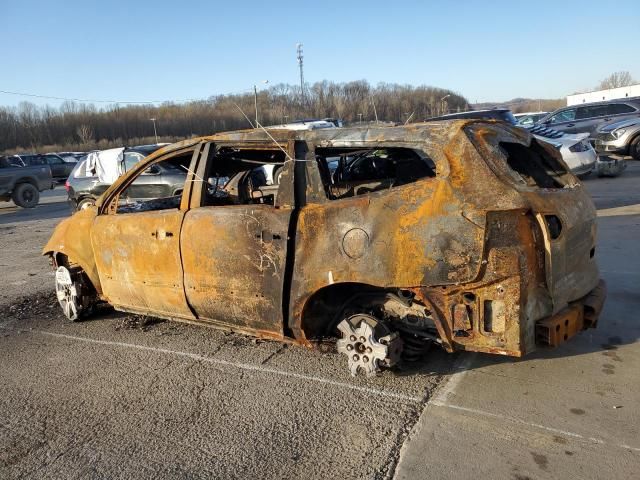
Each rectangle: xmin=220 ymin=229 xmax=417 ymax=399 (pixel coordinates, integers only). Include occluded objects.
xmin=14 ymin=178 xmax=38 ymax=189
xmin=300 ymin=283 xmax=389 ymax=339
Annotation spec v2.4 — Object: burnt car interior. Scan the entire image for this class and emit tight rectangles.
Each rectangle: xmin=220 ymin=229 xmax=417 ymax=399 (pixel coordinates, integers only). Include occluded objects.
xmin=498 ymin=140 xmax=569 ymax=189
xmin=201 ymin=146 xmax=287 ymax=207
xmin=314 ymin=147 xmax=436 ymax=199
xmin=116 ymin=151 xmax=193 ymax=214
xmin=466 ymin=125 xmax=574 ymax=190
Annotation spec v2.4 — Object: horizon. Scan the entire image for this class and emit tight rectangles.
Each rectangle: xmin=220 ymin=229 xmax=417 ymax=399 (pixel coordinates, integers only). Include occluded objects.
xmin=2 ymin=0 xmax=639 ymax=109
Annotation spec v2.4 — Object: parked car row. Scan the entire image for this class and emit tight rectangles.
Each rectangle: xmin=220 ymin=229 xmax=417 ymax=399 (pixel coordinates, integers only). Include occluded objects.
xmin=3 ymin=153 xmax=76 ymax=181
xmin=66 ymin=144 xmax=178 ymax=211
xmin=536 ymin=98 xmax=640 ymax=139
xmin=0 ymin=145 xmax=172 ymax=209
xmin=522 ymin=97 xmax=640 ymax=161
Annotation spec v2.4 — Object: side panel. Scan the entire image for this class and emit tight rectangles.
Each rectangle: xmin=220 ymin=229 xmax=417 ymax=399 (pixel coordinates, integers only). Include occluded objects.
xmin=91 ymin=209 xmax=194 ymax=319
xmin=290 ymin=174 xmax=486 ymax=340
xmin=180 ymin=205 xmax=291 ymax=337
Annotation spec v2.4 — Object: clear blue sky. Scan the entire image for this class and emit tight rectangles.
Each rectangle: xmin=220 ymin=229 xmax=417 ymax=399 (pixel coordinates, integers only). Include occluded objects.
xmin=2 ymin=0 xmax=639 ymax=107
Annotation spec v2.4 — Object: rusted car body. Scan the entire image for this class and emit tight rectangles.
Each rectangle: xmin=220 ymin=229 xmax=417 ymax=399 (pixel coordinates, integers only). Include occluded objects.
xmin=44 ymin=121 xmax=606 ymax=375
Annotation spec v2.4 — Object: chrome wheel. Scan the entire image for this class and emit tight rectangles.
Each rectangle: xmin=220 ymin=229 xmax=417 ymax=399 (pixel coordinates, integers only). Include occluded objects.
xmin=337 ymin=314 xmax=402 ymax=377
xmin=55 ymin=266 xmax=81 ymax=321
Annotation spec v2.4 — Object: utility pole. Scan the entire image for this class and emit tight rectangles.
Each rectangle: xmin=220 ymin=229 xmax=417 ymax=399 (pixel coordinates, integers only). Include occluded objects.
xmin=149 ymin=118 xmax=158 ymax=143
xmin=440 ymin=94 xmax=451 ymax=115
xmin=254 ymin=85 xmax=258 ymax=128
xmin=253 ymin=80 xmax=268 ymax=128
xmin=297 ymin=43 xmax=305 ymax=105
xmin=370 ymin=95 xmax=379 ymax=124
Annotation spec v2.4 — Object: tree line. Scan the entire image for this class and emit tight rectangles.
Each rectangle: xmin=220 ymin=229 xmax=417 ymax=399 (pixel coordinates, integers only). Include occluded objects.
xmin=0 ymin=81 xmax=469 ymax=153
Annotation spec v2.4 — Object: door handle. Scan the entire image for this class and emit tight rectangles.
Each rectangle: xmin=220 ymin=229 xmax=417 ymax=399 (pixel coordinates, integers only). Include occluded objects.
xmin=151 ymin=229 xmax=174 ymax=239
xmin=566 ymin=123 xmax=575 ymax=127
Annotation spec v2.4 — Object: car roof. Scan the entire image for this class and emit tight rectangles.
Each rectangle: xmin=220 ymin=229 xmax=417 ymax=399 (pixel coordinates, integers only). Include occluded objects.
xmin=562 ymin=96 xmax=640 ymax=109
xmin=514 ymin=111 xmax=548 ymax=116
xmin=144 ymin=119 xmax=519 ymax=161
xmin=126 ymin=144 xmax=166 ymax=156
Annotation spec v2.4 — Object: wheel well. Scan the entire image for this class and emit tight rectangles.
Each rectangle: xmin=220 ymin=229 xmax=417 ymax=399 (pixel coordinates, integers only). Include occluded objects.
xmin=77 ymin=195 xmax=96 ymax=206
xmin=13 ymin=178 xmax=38 ymax=189
xmin=300 ymin=282 xmax=387 ymax=339
xmin=51 ymin=252 xmax=97 ymax=294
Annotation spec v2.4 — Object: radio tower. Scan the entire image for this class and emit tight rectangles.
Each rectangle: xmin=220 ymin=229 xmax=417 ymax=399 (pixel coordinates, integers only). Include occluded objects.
xmin=296 ymin=43 xmax=305 ymax=104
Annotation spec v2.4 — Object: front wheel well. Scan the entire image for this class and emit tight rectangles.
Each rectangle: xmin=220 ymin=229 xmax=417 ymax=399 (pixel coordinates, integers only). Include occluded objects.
xmin=50 ymin=252 xmax=97 ymax=295
xmin=628 ymin=131 xmax=640 ymax=149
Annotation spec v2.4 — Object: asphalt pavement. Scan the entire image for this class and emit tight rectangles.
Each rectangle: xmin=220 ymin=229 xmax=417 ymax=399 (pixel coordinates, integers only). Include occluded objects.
xmin=1 ymin=165 xmax=639 ymax=479
xmin=0 ymin=187 xmax=448 ymax=479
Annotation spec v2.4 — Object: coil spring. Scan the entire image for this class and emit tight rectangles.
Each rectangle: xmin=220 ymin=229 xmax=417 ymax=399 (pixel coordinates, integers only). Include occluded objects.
xmin=401 ymin=334 xmax=432 ymax=362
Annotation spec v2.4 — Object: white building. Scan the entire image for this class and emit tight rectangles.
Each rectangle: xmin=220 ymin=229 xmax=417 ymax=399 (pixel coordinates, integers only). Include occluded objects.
xmin=567 ymin=84 xmax=640 ymax=106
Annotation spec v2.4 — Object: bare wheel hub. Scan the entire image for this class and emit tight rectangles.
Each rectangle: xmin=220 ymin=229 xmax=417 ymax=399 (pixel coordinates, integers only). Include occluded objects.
xmin=55 ymin=266 xmax=81 ymax=321
xmin=337 ymin=314 xmax=402 ymax=376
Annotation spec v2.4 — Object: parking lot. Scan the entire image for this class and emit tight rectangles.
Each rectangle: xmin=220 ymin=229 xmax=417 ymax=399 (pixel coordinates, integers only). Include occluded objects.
xmin=1 ymin=164 xmax=640 ymax=479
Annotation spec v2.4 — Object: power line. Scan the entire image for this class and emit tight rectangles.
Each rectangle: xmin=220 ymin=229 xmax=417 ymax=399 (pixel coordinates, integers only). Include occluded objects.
xmin=0 ymin=88 xmax=255 ymax=105
xmin=0 ymin=89 xmax=171 ymax=104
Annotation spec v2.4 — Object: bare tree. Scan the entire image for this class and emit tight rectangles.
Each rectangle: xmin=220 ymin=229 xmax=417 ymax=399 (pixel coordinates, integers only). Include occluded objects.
xmin=0 ymin=80 xmax=470 ymax=153
xmin=597 ymin=71 xmax=637 ymax=90
xmin=76 ymin=124 xmax=94 ymax=144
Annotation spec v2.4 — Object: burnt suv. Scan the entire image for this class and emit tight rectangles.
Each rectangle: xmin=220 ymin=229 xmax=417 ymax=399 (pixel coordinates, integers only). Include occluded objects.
xmin=66 ymin=144 xmax=185 ymax=211
xmin=44 ymin=122 xmax=606 ymax=376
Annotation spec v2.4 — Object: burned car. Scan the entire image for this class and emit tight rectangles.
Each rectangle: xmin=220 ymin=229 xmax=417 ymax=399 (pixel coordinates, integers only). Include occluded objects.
xmin=43 ymin=122 xmax=606 ymax=376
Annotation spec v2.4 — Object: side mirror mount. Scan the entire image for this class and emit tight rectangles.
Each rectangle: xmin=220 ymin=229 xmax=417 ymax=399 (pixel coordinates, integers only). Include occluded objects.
xmin=145 ymin=165 xmax=161 ymax=175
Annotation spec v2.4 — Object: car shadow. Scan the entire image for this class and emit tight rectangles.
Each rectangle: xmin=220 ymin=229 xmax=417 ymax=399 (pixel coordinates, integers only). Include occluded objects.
xmin=394 ymin=307 xmax=639 ymax=378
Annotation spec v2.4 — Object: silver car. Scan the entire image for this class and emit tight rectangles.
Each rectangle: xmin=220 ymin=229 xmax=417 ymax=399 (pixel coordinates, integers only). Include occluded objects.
xmin=514 ymin=111 xmax=548 ymax=127
xmin=538 ymin=98 xmax=640 ymax=138
xmin=593 ymin=118 xmax=640 ymax=160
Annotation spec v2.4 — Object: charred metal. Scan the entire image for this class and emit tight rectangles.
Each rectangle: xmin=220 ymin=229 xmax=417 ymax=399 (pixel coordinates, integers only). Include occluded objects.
xmin=43 ymin=120 xmax=606 ymax=376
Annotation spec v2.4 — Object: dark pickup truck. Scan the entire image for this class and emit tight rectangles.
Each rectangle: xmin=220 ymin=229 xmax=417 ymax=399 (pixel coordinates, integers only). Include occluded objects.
xmin=0 ymin=157 xmax=54 ymax=208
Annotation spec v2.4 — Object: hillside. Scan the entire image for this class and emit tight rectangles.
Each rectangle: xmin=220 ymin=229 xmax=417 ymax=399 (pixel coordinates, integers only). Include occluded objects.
xmin=472 ymin=97 xmax=565 ymax=113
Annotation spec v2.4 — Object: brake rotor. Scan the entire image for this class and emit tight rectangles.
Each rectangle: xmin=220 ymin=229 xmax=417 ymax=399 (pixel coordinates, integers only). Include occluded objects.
xmin=336 ymin=314 xmax=403 ymax=377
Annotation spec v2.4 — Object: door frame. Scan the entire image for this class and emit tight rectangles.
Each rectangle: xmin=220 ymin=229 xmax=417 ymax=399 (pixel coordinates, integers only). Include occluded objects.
xmin=91 ymin=143 xmax=204 ymax=318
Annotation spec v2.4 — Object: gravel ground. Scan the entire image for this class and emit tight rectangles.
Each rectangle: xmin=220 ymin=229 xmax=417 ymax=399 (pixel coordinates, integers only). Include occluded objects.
xmin=0 ymin=189 xmax=452 ymax=479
